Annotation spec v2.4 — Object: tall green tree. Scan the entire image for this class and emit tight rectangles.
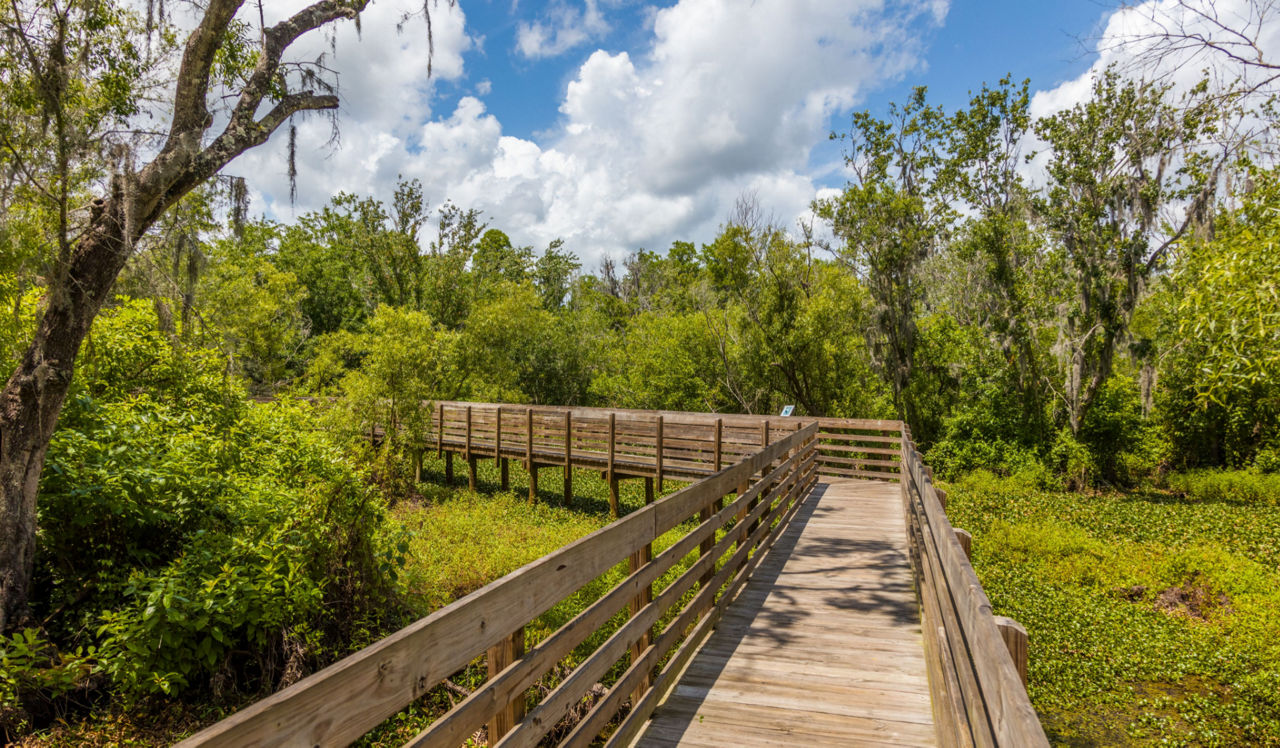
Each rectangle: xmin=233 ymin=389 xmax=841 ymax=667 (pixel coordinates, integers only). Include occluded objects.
xmin=816 ymin=87 xmax=952 ymax=426
xmin=1035 ymin=69 xmax=1222 ymax=434
xmin=942 ymin=76 xmax=1052 ymax=441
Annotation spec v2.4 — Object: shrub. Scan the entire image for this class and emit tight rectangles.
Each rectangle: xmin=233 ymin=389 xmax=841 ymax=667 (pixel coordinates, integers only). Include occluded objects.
xmin=1050 ymin=428 xmax=1095 ymax=491
xmin=1255 ymin=446 xmax=1280 ymax=475
xmin=26 ymin=303 xmax=410 ymax=707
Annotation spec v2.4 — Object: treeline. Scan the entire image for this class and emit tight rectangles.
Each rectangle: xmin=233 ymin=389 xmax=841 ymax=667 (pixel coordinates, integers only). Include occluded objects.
xmin=23 ymin=73 xmax=1267 ymax=490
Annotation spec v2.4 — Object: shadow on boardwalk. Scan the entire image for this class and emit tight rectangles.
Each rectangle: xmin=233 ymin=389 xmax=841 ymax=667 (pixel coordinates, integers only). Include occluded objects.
xmin=636 ymin=478 xmax=933 ymax=747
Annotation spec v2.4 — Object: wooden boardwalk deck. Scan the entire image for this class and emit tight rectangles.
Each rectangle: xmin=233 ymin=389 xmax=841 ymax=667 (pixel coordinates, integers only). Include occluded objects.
xmin=634 ymin=478 xmax=935 ymax=747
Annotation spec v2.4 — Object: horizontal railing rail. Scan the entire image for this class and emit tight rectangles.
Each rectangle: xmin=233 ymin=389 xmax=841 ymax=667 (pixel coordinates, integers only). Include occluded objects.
xmin=900 ymin=426 xmax=1047 ymax=747
xmin=179 ymin=422 xmax=820 ymax=748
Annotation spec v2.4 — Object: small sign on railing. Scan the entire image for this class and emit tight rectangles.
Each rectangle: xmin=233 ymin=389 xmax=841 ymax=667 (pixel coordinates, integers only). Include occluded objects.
xmin=779 ymin=405 xmax=795 ymax=417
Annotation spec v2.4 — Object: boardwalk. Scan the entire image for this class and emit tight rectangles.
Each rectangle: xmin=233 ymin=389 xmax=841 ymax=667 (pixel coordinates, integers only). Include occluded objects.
xmin=182 ymin=407 xmax=1047 ymax=748
xmin=635 ymin=478 xmax=935 ymax=747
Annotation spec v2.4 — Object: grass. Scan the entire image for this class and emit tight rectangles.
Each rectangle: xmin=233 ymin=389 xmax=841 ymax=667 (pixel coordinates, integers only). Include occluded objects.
xmin=946 ymin=470 xmax=1280 ymax=747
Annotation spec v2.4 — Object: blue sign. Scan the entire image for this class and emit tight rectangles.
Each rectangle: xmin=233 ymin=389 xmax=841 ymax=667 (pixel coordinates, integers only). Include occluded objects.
xmin=780 ymin=405 xmax=795 ymax=417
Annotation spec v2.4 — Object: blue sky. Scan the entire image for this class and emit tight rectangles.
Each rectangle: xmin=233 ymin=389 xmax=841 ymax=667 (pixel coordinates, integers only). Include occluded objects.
xmin=240 ymin=0 xmax=1187 ymax=265
xmin=447 ymin=1 xmax=1114 ymax=141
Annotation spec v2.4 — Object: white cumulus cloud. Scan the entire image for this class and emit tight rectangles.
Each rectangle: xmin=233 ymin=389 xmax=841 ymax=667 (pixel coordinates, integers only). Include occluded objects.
xmin=232 ymin=0 xmax=950 ymax=266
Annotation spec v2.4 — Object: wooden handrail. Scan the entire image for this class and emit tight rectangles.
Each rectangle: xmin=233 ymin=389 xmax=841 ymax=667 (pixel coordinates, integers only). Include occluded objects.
xmin=429 ymin=401 xmax=903 ymax=484
xmin=179 ymin=422 xmax=820 ymax=748
xmin=900 ymin=430 xmax=1048 ymax=746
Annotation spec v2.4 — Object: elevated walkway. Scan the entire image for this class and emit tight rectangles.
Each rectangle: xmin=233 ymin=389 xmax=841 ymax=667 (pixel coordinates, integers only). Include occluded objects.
xmin=181 ymin=404 xmax=1046 ymax=747
xmin=637 ymin=479 xmax=934 ymax=747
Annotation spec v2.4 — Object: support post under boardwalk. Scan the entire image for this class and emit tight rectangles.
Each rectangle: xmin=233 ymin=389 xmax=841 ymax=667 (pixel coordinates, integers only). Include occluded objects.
xmin=628 ymin=478 xmax=655 ymax=703
xmin=486 ymin=627 xmax=526 ymax=743
xmin=445 ymin=452 xmax=454 ymax=485
xmin=500 ymin=458 xmax=509 ymax=491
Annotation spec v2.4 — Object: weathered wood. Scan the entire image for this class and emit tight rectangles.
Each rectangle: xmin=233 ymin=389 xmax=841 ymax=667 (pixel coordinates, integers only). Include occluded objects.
xmin=526 ymin=408 xmax=536 ymax=504
xmin=993 ymin=616 xmax=1028 ymax=686
xmin=468 ymin=456 xmax=478 ymax=491
xmin=494 ymin=407 xmax=502 ymax=466
xmin=466 ymin=406 xmax=473 ymax=461
xmin=656 ymin=414 xmax=665 ymax=493
xmin=437 ymin=402 xmax=445 ymax=457
xmin=955 ymin=528 xmax=972 ymax=560
xmin=563 ymin=411 xmax=573 ymax=503
xmin=183 ymin=421 xmax=955 ymax=748
xmin=486 ymin=628 xmax=526 ymax=742
xmin=901 ymin=439 xmax=1048 ymax=747
xmin=445 ymin=452 xmax=454 ymax=484
xmin=500 ymin=458 xmax=509 ymax=491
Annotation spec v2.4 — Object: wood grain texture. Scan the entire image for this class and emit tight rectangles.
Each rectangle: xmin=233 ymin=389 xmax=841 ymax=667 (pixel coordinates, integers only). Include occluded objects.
xmin=630 ymin=479 xmax=936 ymax=748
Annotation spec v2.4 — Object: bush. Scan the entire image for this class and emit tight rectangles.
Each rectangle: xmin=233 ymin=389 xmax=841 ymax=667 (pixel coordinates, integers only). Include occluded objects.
xmin=26 ymin=303 xmax=410 ymax=708
xmin=1255 ymin=446 xmax=1280 ymax=475
xmin=1050 ymin=428 xmax=1095 ymax=491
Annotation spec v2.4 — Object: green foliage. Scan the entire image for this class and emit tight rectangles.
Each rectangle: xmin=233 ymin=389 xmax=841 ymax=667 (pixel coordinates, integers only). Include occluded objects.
xmin=463 ymin=285 xmax=594 ymax=405
xmin=28 ymin=306 xmax=407 ymax=704
xmin=1176 ymin=168 xmax=1280 ymax=404
xmin=1166 ymin=470 xmax=1280 ymax=507
xmin=201 ymin=224 xmax=310 ymax=389
xmin=77 ymin=298 xmax=237 ymax=415
xmin=948 ymin=473 xmax=1280 ymax=744
xmin=1 ymin=628 xmax=95 ymax=735
xmin=312 ymin=306 xmax=465 ymax=486
xmin=591 ymin=310 xmax=728 ymax=411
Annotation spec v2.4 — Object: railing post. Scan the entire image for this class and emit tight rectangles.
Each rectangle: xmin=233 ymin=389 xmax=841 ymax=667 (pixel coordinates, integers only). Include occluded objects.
xmin=526 ymin=408 xmax=537 ymax=504
xmin=495 ymin=407 xmax=502 ymax=466
xmin=713 ymin=418 xmax=723 ymax=472
xmin=994 ymin=616 xmax=1029 ymax=685
xmin=466 ymin=406 xmax=477 ymax=490
xmin=486 ymin=626 xmax=526 ymax=743
xmin=437 ymin=402 xmax=444 ymax=458
xmin=629 ymin=478 xmax=655 ymax=703
xmin=563 ymin=411 xmax=573 ymax=504
xmin=954 ymin=528 xmax=972 ymax=560
xmin=608 ymin=412 xmax=619 ymax=518
xmin=655 ymin=414 xmax=664 ymax=493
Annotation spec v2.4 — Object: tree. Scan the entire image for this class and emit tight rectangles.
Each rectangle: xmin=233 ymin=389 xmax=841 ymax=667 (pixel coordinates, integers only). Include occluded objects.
xmin=532 ymin=239 xmax=580 ymax=310
xmin=0 ymin=0 xmax=451 ymax=632
xmin=1175 ymin=167 xmax=1280 ymax=407
xmin=336 ymin=307 xmax=463 ymax=484
xmin=942 ymin=76 xmax=1052 ymax=441
xmin=1035 ymin=69 xmax=1222 ymax=434
xmin=815 ymin=87 xmax=951 ymax=425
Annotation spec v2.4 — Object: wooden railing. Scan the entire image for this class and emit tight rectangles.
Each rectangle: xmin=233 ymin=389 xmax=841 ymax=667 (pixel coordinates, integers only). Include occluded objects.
xmin=899 ymin=426 xmax=1048 ymax=746
xmin=179 ymin=422 xmax=820 ymax=748
xmin=428 ymin=402 xmax=899 ymax=513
